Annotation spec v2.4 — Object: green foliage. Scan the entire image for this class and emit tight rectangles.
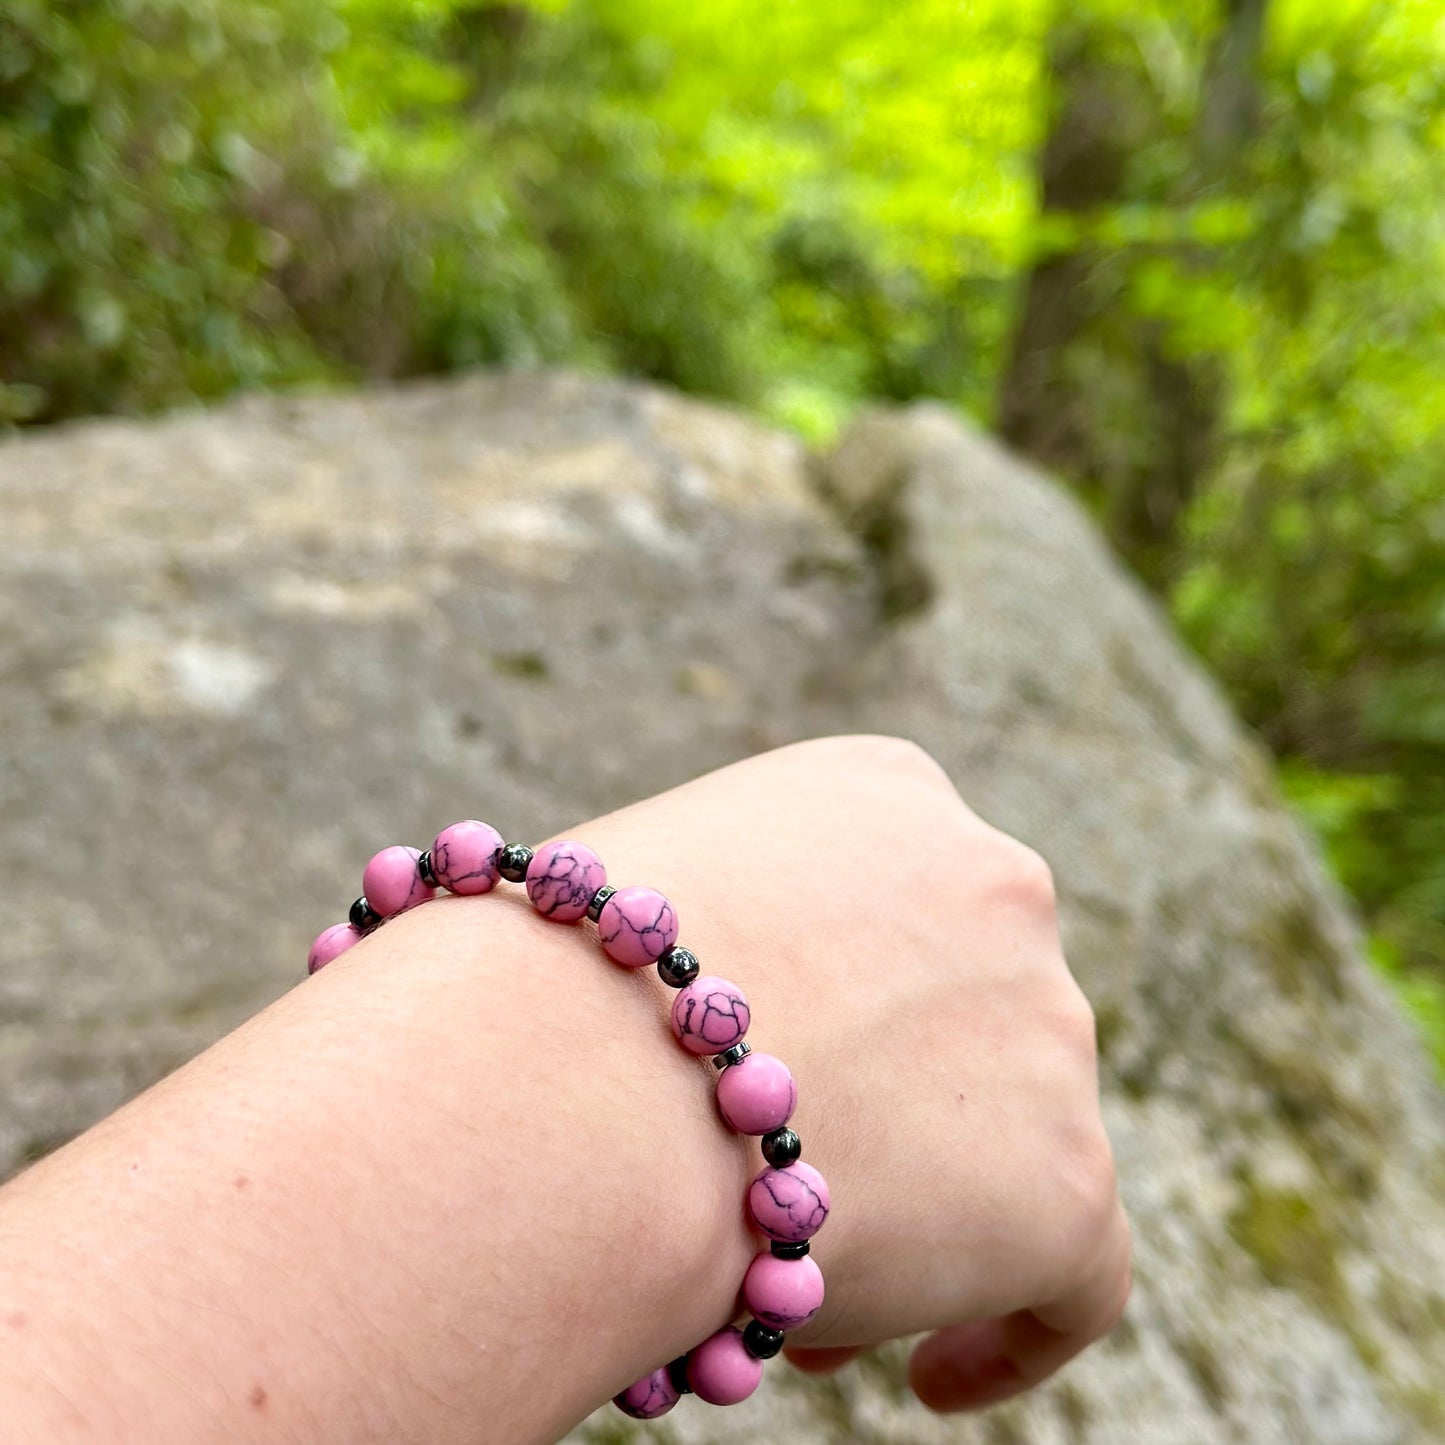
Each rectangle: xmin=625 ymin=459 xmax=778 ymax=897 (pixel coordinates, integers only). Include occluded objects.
xmin=0 ymin=0 xmax=347 ymax=421
xmin=1 ymin=0 xmax=1035 ymax=427
xmin=1160 ymin=1 xmax=1445 ymax=1033
xmin=4 ymin=0 xmax=1445 ymax=1059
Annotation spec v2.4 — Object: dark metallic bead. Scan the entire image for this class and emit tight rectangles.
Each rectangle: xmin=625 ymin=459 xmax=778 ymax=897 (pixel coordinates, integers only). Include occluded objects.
xmin=666 ymin=1355 xmax=693 ymax=1395
xmin=497 ymin=843 xmax=534 ymax=883
xmin=761 ymin=1127 xmax=801 ymax=1167
xmin=743 ymin=1320 xmax=786 ymax=1360
xmin=771 ymin=1239 xmax=811 ymax=1260
xmin=417 ymin=849 xmax=438 ymax=888
xmin=349 ymin=895 xmax=380 ymax=932
xmin=711 ymin=1041 xmax=752 ymax=1071
xmin=586 ymin=884 xmax=617 ymax=923
xmin=657 ymin=945 xmax=700 ymax=988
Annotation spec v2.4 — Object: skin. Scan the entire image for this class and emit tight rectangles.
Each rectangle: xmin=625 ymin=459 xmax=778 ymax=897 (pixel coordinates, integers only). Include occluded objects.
xmin=0 ymin=735 xmax=1130 ymax=1443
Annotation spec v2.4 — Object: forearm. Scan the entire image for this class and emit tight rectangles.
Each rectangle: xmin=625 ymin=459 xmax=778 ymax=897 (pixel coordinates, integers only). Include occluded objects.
xmin=0 ymin=890 xmax=757 ymax=1444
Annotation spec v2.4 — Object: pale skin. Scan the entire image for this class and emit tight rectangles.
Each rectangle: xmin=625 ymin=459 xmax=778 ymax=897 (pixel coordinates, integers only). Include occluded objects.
xmin=0 ymin=735 xmax=1131 ymax=1443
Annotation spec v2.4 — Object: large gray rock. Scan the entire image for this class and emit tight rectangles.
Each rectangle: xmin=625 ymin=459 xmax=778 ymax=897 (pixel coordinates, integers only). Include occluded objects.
xmin=0 ymin=373 xmax=1440 ymax=1442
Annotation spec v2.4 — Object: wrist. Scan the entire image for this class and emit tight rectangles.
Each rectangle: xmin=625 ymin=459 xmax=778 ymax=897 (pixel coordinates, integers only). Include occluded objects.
xmin=301 ymin=889 xmax=764 ymax=1434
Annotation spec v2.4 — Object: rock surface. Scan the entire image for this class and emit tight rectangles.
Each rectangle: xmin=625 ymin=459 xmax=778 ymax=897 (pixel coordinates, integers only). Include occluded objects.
xmin=1 ymin=372 xmax=1441 ymax=1442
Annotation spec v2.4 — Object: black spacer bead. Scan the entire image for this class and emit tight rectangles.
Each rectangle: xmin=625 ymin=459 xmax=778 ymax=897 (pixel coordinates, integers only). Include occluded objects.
xmin=666 ymin=1355 xmax=693 ymax=1395
xmin=417 ymin=849 xmax=438 ymax=888
xmin=771 ymin=1239 xmax=810 ymax=1260
xmin=711 ymin=1041 xmax=752 ymax=1071
xmin=742 ymin=1319 xmax=786 ymax=1360
xmin=586 ymin=884 xmax=617 ymax=923
xmin=761 ymin=1126 xmax=801 ymax=1167
xmin=657 ymin=945 xmax=700 ymax=988
xmin=349 ymin=895 xmax=380 ymax=932
xmin=497 ymin=843 xmax=534 ymax=883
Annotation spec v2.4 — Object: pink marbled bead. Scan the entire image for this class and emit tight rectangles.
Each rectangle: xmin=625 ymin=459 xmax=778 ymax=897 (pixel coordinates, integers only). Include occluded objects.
xmin=597 ymin=885 xmax=678 ymax=968
xmin=362 ymin=845 xmax=436 ymax=917
xmin=430 ymin=819 xmax=503 ymax=895
xmin=687 ymin=1326 xmax=764 ymax=1406
xmin=612 ymin=1365 xmax=679 ymax=1420
xmin=307 ymin=922 xmax=360 ymax=975
xmin=716 ymin=1051 xmax=796 ymax=1134
xmin=526 ymin=839 xmax=606 ymax=922
xmin=743 ymin=1250 xmax=825 ymax=1332
xmin=670 ymin=975 xmax=750 ymax=1055
xmin=748 ymin=1161 xmax=831 ymax=1243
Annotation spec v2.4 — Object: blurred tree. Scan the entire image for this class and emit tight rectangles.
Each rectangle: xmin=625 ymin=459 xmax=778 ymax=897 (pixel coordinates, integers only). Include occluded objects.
xmin=0 ymin=0 xmax=350 ymax=422
xmin=1 ymin=0 xmax=1443 ymax=1053
xmin=997 ymin=0 xmax=1267 ymax=587
xmin=1171 ymin=0 xmax=1445 ymax=1007
xmin=984 ymin=0 xmax=1445 ymax=1052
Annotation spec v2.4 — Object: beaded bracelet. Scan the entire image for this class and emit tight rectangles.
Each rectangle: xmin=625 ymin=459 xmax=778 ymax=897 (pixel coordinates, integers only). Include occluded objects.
xmin=306 ymin=822 xmax=830 ymax=1418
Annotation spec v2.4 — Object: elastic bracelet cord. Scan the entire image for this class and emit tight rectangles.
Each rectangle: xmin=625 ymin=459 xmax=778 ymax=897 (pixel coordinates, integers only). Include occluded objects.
xmin=306 ymin=824 xmax=831 ymax=1416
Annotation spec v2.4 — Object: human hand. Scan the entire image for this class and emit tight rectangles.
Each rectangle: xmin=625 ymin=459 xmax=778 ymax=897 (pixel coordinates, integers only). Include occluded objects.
xmin=575 ymin=733 xmax=1131 ymax=1412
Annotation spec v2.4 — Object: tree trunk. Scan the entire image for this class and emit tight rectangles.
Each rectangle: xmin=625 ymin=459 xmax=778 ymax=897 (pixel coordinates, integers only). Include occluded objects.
xmin=996 ymin=0 xmax=1269 ymax=587
xmin=995 ymin=21 xmax=1144 ymax=482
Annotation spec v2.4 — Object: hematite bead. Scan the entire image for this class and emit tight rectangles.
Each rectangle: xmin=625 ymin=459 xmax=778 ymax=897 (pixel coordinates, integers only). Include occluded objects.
xmin=586 ymin=884 xmax=617 ymax=923
xmin=349 ymin=895 xmax=381 ymax=932
xmin=667 ymin=1356 xmax=693 ymax=1395
xmin=711 ymin=1041 xmax=752 ymax=1071
xmin=497 ymin=843 xmax=534 ymax=883
xmin=657 ymin=945 xmax=700 ymax=988
xmin=771 ymin=1239 xmax=811 ymax=1260
xmin=761 ymin=1126 xmax=801 ymax=1167
xmin=417 ymin=849 xmax=438 ymax=888
xmin=742 ymin=1320 xmax=786 ymax=1360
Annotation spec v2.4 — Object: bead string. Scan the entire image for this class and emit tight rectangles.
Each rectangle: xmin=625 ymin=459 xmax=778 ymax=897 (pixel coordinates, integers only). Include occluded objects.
xmin=306 ymin=823 xmax=831 ymax=1417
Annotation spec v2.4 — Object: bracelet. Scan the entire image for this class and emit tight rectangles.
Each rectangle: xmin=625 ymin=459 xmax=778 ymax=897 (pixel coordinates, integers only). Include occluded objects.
xmin=306 ymin=823 xmax=831 ymax=1418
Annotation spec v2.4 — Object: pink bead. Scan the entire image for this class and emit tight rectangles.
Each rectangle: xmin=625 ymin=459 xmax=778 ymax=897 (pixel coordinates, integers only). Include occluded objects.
xmin=431 ymin=820 xmax=503 ymax=895
xmin=743 ymin=1250 xmax=825 ymax=1332
xmin=716 ymin=1051 xmax=796 ymax=1134
xmin=687 ymin=1326 xmax=764 ymax=1406
xmin=748 ymin=1161 xmax=831 ymax=1243
xmin=671 ymin=975 xmax=750 ymax=1055
xmin=613 ymin=1365 xmax=679 ymax=1419
xmin=597 ymin=885 xmax=678 ymax=967
xmin=307 ymin=923 xmax=360 ymax=975
xmin=362 ymin=845 xmax=436 ymax=917
xmin=526 ymin=839 xmax=606 ymax=922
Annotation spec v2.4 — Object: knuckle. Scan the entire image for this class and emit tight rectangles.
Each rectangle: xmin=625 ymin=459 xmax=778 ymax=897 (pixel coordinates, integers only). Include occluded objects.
xmin=845 ymin=732 xmax=950 ymax=781
xmin=1054 ymin=976 xmax=1100 ymax=1059
xmin=1032 ymin=1119 xmax=1122 ymax=1304
xmin=812 ymin=733 xmax=962 ymax=799
xmin=1070 ymin=1123 xmax=1122 ymax=1244
xmin=1084 ymin=1208 xmax=1133 ymax=1342
xmin=1010 ymin=842 xmax=1058 ymax=912
xmin=1045 ymin=1106 xmax=1118 ymax=1245
xmin=984 ymin=834 xmax=1059 ymax=918
xmin=1103 ymin=1233 xmax=1134 ymax=1334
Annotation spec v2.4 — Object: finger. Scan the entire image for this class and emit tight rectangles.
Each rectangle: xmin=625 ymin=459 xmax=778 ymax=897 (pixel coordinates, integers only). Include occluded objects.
xmin=910 ymin=1200 xmax=1132 ymax=1413
xmin=908 ymin=1311 xmax=1084 ymax=1412
xmin=782 ymin=1345 xmax=867 ymax=1376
